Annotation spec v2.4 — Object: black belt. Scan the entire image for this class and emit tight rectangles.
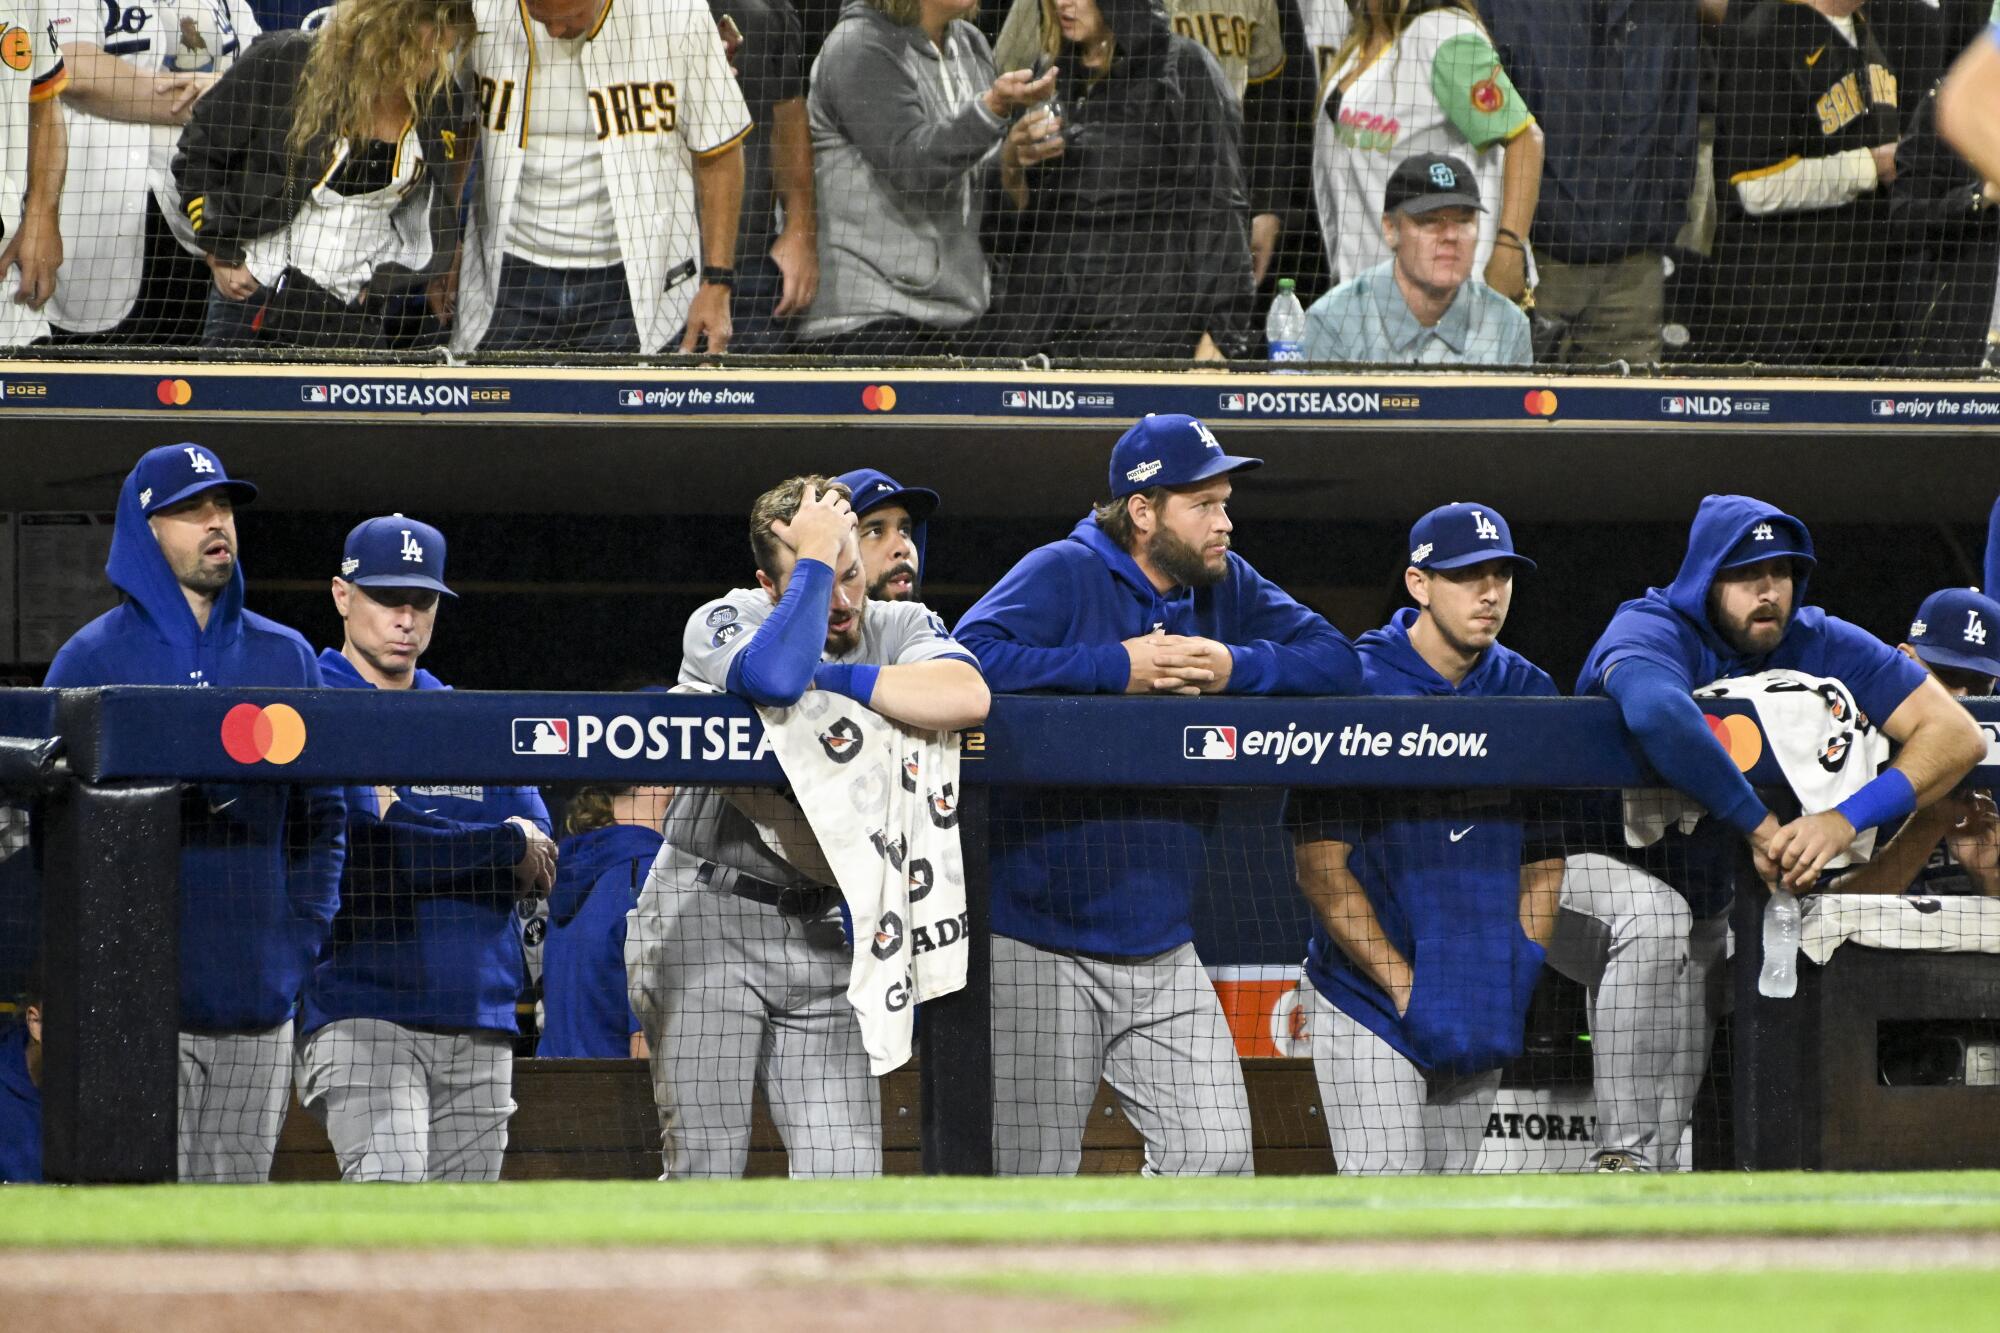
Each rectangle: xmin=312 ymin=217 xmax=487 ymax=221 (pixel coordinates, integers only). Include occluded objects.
xmin=697 ymin=861 xmax=837 ymax=917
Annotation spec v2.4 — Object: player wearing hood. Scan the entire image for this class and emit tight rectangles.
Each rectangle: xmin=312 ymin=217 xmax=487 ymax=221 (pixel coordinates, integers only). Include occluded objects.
xmin=835 ymin=468 xmax=938 ymax=602
xmin=956 ymin=414 xmax=1359 ymax=1176
xmin=1293 ymin=502 xmax=1560 ymax=1174
xmin=44 ymin=442 xmax=347 ymax=1183
xmin=1569 ymin=493 xmax=1984 ymax=1170
xmin=296 ymin=515 xmax=556 ymax=1183
xmin=540 ymin=784 xmax=670 ymax=1058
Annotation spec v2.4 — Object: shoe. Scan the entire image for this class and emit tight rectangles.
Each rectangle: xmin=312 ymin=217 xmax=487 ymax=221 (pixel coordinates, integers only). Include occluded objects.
xmin=1594 ymin=1152 xmax=1641 ymax=1173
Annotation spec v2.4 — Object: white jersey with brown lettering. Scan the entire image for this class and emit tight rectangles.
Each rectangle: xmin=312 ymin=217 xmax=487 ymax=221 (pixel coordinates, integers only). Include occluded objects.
xmin=992 ymin=0 xmax=1284 ymax=99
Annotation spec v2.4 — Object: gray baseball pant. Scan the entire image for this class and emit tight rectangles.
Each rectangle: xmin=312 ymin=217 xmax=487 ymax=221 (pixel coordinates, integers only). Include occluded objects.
xmin=1548 ymin=853 xmax=1727 ymax=1170
xmin=178 ymin=1022 xmax=293 ymax=1183
xmin=991 ymin=935 xmax=1254 ymax=1177
xmin=295 ymin=1018 xmax=515 ymax=1182
xmin=1305 ymin=987 xmax=1499 ymax=1175
xmin=626 ymin=856 xmax=880 ymax=1180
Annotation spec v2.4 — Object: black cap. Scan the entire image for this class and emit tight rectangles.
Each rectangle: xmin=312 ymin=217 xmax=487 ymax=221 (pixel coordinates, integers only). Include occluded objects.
xmin=1382 ymin=153 xmax=1483 ymax=218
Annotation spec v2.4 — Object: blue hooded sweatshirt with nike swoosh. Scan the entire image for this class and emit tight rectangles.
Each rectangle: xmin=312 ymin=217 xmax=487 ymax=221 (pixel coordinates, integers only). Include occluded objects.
xmin=43 ymin=463 xmax=345 ymax=1032
xmin=301 ymin=648 xmax=551 ymax=1036
xmin=1577 ymin=494 xmax=1926 ymax=915
xmin=1303 ymin=608 xmax=1557 ymax=1075
xmin=956 ymin=514 xmax=1361 ymax=954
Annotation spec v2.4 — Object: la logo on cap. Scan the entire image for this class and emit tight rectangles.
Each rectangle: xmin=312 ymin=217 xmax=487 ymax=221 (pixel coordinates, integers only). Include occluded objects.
xmin=1752 ymin=523 xmax=1774 ymax=541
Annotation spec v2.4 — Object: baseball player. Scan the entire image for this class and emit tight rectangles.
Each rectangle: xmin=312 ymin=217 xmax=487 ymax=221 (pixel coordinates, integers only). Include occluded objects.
xmin=540 ymin=782 xmax=671 ymax=1057
xmin=44 ymin=443 xmax=347 ymax=1183
xmin=1293 ymin=502 xmax=1560 ymax=1175
xmin=2 ymin=0 xmax=67 ymax=347
xmin=0 ymin=984 xmax=41 ymax=1182
xmin=834 ymin=468 xmax=938 ymax=603
xmin=1571 ymin=495 xmax=1985 ymax=1170
xmin=1830 ymin=587 xmax=2000 ymax=896
xmin=1939 ymin=8 xmax=2000 ymax=184
xmin=955 ymin=414 xmax=1360 ymax=1177
xmin=627 ymin=476 xmax=988 ymax=1178
xmin=454 ymin=0 xmax=751 ymax=354
xmin=297 ymin=516 xmax=557 ymax=1183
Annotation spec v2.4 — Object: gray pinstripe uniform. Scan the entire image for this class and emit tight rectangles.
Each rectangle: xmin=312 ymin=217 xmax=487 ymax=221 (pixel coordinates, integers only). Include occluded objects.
xmin=625 ymin=588 xmax=977 ymax=1178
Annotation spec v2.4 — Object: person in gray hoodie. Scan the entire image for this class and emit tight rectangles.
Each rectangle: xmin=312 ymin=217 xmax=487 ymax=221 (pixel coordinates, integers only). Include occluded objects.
xmin=801 ymin=0 xmax=1058 ymax=353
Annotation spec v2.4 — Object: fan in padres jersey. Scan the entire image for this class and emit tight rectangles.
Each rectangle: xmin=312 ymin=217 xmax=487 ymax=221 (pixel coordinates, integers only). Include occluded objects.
xmin=1711 ymin=0 xmax=1901 ymax=367
xmin=0 ymin=0 xmax=67 ymax=347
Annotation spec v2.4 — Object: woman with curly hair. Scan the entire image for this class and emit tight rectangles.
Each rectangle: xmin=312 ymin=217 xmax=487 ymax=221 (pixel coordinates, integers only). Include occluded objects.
xmin=172 ymin=0 xmax=477 ymax=348
xmin=1312 ymin=0 xmax=1542 ymax=303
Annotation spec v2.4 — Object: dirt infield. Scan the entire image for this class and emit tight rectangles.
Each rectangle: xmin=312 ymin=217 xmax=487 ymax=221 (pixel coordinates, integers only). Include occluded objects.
xmin=3 ymin=1234 xmax=1999 ymax=1331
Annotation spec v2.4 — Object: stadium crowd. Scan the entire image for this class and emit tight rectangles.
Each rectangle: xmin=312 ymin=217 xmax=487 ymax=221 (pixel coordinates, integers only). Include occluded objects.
xmin=5 ymin=427 xmax=1999 ymax=1184
xmin=3 ymin=0 xmax=2000 ymax=365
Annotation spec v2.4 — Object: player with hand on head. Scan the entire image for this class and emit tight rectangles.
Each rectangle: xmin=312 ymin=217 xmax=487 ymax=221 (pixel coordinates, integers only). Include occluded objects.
xmin=627 ymin=477 xmax=988 ymax=1178
xmin=834 ymin=468 xmax=939 ymax=603
xmin=296 ymin=516 xmax=556 ymax=1183
xmin=1830 ymin=588 xmax=2000 ymax=897
xmin=1293 ymin=503 xmax=1561 ymax=1175
xmin=955 ymin=414 xmax=1360 ymax=1177
xmin=1570 ymin=496 xmax=1985 ymax=1170
xmin=45 ymin=443 xmax=347 ymax=1183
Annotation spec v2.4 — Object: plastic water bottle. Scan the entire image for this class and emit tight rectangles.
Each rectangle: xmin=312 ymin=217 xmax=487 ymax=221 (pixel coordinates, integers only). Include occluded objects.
xmin=1266 ymin=278 xmax=1306 ymax=368
xmin=1758 ymin=892 xmax=1801 ymax=999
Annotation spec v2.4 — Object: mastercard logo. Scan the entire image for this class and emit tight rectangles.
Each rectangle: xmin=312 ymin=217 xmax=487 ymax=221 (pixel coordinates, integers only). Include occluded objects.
xmin=221 ymin=703 xmax=308 ymax=765
xmin=1703 ymin=712 xmax=1764 ymax=772
xmin=1523 ymin=389 xmax=1558 ymax=417
xmin=860 ymin=385 xmax=898 ymax=412
xmin=155 ymin=379 xmax=193 ymax=406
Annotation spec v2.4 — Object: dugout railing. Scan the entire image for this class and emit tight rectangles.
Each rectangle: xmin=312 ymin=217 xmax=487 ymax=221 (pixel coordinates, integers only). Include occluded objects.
xmin=8 ymin=686 xmax=2000 ymax=1182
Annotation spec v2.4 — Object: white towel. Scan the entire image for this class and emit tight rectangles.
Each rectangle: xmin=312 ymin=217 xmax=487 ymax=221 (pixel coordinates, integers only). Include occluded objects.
xmin=1623 ymin=669 xmax=1891 ymax=867
xmin=1800 ymin=893 xmax=2000 ymax=964
xmin=756 ymin=689 xmax=969 ymax=1074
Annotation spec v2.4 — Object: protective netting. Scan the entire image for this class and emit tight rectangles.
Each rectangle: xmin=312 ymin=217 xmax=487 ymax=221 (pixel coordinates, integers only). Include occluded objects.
xmin=13 ymin=755 xmax=2000 ymax=1184
xmin=6 ymin=0 xmax=1997 ymax=367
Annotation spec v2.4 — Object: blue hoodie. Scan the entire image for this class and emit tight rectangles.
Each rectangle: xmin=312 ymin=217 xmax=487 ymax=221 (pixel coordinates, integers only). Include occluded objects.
xmin=1304 ymin=609 xmax=1556 ymax=1075
xmin=43 ymin=469 xmax=345 ymax=1032
xmin=0 ymin=1025 xmax=39 ymax=1184
xmin=539 ymin=822 xmax=661 ymax=1058
xmin=1578 ymin=494 xmax=1927 ymax=915
xmin=302 ymin=649 xmax=552 ymax=1036
xmin=956 ymin=515 xmax=1361 ymax=954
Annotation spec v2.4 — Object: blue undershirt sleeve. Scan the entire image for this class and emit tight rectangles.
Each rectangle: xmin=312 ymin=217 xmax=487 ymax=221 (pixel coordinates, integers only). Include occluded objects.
xmin=726 ymin=559 xmax=833 ymax=706
xmin=1605 ymin=659 xmax=1770 ymax=835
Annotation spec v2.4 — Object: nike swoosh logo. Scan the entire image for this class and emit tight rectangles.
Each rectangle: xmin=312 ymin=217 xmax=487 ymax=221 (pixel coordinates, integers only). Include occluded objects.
xmin=1449 ymin=825 xmax=1475 ymax=842
xmin=1805 ymin=46 xmax=1825 ymax=67
xmin=208 ymin=797 xmax=238 ymax=815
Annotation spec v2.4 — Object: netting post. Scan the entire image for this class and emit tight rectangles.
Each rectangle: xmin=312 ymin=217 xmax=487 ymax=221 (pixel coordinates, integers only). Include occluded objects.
xmin=1728 ymin=874 xmax=1817 ymax=1170
xmin=39 ymin=776 xmax=181 ymax=1184
xmin=919 ymin=781 xmax=993 ymax=1175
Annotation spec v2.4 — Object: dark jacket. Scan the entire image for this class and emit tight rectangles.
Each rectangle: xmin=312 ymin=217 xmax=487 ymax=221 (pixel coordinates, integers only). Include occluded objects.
xmin=1892 ymin=90 xmax=2000 ymax=369
xmin=172 ymin=30 xmax=474 ymax=279
xmin=1001 ymin=0 xmax=1256 ymax=359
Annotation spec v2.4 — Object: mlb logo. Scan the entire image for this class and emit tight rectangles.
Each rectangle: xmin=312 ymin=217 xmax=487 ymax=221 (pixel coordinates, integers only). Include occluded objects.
xmin=302 ymin=385 xmax=328 ymax=403
xmin=1184 ymin=726 xmax=1237 ymax=760
xmin=618 ymin=389 xmax=646 ymax=407
xmin=1218 ymin=393 xmax=1247 ymax=412
xmin=1870 ymin=399 xmax=1897 ymax=417
xmin=1661 ymin=396 xmax=1685 ymax=414
xmin=1001 ymin=390 xmax=1028 ymax=407
xmin=512 ymin=718 xmax=571 ymax=755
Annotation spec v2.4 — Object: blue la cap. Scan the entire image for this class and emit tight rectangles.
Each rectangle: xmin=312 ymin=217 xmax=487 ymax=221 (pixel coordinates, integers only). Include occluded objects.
xmin=1407 ymin=501 xmax=1535 ymax=572
xmin=1719 ymin=516 xmax=1816 ymax=573
xmin=339 ymin=514 xmax=456 ymax=597
xmin=1108 ymin=414 xmax=1261 ymax=499
xmin=132 ymin=442 xmax=258 ymax=516
xmin=1908 ymin=588 xmax=2000 ymax=678
xmin=834 ymin=468 xmax=939 ymax=522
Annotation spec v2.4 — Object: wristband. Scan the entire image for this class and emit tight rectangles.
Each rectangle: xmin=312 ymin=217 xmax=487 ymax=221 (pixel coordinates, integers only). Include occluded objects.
xmin=701 ymin=265 xmax=736 ymax=287
xmin=1834 ymin=768 xmax=1917 ymax=834
xmin=812 ymin=662 xmax=880 ymax=707
xmin=1495 ymin=227 xmax=1525 ymax=247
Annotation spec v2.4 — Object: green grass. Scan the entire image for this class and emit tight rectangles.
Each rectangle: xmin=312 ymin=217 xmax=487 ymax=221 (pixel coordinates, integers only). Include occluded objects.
xmin=7 ymin=1173 xmax=2000 ymax=1250
xmin=990 ymin=1271 xmax=2000 ymax=1333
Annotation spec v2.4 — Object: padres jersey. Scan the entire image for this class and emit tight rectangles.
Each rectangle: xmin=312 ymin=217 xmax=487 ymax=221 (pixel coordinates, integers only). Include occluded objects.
xmin=1 ymin=0 xmax=65 ymax=344
xmin=47 ymin=0 xmax=258 ymax=332
xmin=664 ymin=590 xmax=978 ymax=886
xmin=991 ymin=0 xmax=1285 ymax=100
xmin=1312 ymin=8 xmax=1531 ymax=284
xmin=1296 ymin=0 xmax=1349 ymax=104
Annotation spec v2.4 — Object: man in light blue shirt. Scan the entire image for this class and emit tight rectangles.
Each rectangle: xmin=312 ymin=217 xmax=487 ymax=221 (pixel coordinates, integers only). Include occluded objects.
xmin=1302 ymin=153 xmax=1533 ymax=367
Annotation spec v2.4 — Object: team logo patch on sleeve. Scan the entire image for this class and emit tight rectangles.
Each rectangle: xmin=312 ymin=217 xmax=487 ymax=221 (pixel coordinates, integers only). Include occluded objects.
xmin=706 ymin=604 xmax=738 ymax=628
xmin=818 ymin=716 xmax=864 ymax=762
xmin=1471 ymin=74 xmax=1504 ymax=114
xmin=711 ymin=621 xmax=744 ymax=648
